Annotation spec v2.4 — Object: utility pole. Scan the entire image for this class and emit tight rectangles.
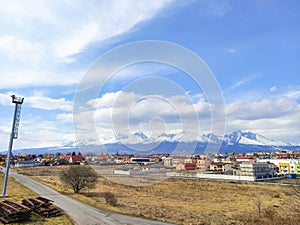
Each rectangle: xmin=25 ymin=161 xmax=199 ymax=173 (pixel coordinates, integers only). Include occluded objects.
xmin=1 ymin=95 xmax=24 ymax=197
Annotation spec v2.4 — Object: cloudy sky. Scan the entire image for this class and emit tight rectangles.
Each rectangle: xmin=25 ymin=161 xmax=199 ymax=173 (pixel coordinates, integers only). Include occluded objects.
xmin=0 ymin=0 xmax=300 ymax=150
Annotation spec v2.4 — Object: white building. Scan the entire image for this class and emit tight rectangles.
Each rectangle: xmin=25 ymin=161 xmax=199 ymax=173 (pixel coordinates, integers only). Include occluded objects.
xmin=163 ymin=157 xmax=174 ymax=167
xmin=15 ymin=160 xmax=40 ymax=168
xmin=240 ymin=162 xmax=276 ymax=178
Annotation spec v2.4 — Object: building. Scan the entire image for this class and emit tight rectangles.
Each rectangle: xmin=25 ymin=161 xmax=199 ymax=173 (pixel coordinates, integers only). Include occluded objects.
xmin=184 ymin=158 xmax=193 ymax=164
xmin=15 ymin=160 xmax=39 ymax=168
xmin=163 ymin=157 xmax=174 ymax=168
xmin=114 ymin=159 xmax=124 ymax=164
xmin=114 ymin=164 xmax=170 ymax=175
xmin=196 ymin=159 xmax=210 ymax=170
xmin=257 ymin=159 xmax=300 ymax=175
xmin=175 ymin=163 xmax=196 ymax=170
xmin=295 ymin=163 xmax=300 ymax=174
xmin=210 ymin=161 xmax=232 ymax=173
xmin=278 ymin=162 xmax=290 ymax=174
xmin=69 ymin=155 xmax=83 ymax=164
xmin=236 ymin=156 xmax=256 ymax=163
xmin=240 ymin=162 xmax=276 ymax=178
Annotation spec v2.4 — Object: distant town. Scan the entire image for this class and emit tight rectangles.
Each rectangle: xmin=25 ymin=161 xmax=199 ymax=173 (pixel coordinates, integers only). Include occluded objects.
xmin=2 ymin=150 xmax=300 ymax=182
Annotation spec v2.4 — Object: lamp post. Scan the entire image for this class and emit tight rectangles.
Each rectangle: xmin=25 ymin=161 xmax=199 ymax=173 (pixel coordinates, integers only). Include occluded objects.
xmin=1 ymin=95 xmax=24 ymax=197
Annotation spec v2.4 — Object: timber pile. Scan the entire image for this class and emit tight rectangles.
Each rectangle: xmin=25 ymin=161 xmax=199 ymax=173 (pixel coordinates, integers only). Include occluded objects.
xmin=0 ymin=200 xmax=31 ymax=224
xmin=22 ymin=197 xmax=61 ymax=217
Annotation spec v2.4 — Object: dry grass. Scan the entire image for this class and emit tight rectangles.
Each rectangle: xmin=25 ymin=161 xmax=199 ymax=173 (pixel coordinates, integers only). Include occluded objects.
xmin=19 ymin=166 xmax=300 ymax=225
xmin=0 ymin=174 xmax=73 ymax=225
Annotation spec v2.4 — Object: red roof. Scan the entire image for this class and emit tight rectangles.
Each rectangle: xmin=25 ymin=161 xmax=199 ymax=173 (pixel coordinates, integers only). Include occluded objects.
xmin=71 ymin=155 xmax=83 ymax=162
xmin=185 ymin=163 xmax=196 ymax=170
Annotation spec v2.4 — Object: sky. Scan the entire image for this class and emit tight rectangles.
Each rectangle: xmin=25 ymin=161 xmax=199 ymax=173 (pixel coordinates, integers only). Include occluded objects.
xmin=0 ymin=0 xmax=300 ymax=150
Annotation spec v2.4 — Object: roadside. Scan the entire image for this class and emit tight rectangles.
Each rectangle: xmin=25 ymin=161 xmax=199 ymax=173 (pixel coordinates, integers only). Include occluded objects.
xmin=0 ymin=174 xmax=72 ymax=225
xmin=9 ymin=172 xmax=174 ymax=225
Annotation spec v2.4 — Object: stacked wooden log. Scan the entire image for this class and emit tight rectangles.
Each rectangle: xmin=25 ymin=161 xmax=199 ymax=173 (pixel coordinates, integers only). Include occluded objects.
xmin=0 ymin=200 xmax=31 ymax=224
xmin=22 ymin=197 xmax=61 ymax=217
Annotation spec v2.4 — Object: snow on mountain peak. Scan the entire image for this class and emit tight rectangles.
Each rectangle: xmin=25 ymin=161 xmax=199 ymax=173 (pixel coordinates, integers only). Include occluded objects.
xmin=111 ymin=130 xmax=291 ymax=147
xmin=224 ymin=130 xmax=290 ymax=147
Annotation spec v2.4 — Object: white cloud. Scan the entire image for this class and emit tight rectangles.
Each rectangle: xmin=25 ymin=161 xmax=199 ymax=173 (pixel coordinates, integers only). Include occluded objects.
xmin=53 ymin=0 xmax=172 ymax=59
xmin=0 ymin=0 xmax=171 ymax=60
xmin=0 ymin=92 xmax=72 ymax=111
xmin=74 ymin=91 xmax=300 ymax=145
xmin=268 ymin=85 xmax=300 ymax=101
xmin=225 ymin=74 xmax=258 ymax=92
xmin=2 ymin=90 xmax=300 ymax=149
xmin=0 ymin=93 xmax=12 ymax=106
xmin=0 ymin=117 xmax=74 ymax=149
xmin=226 ymin=97 xmax=298 ymax=120
xmin=56 ymin=113 xmax=73 ymax=123
xmin=27 ymin=96 xmax=73 ymax=111
xmin=0 ymin=0 xmax=173 ymax=88
xmin=0 ymin=36 xmax=45 ymax=66
xmin=285 ymin=89 xmax=300 ymax=100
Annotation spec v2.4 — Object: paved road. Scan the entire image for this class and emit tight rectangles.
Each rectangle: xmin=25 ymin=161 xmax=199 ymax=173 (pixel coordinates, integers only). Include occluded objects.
xmin=9 ymin=172 xmax=174 ymax=225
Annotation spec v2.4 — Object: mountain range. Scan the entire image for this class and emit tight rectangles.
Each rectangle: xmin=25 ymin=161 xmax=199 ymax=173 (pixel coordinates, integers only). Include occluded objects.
xmin=3 ymin=130 xmax=299 ymax=155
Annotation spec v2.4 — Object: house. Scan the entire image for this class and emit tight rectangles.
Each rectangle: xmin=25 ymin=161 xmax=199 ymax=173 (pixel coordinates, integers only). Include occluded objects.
xmin=184 ymin=158 xmax=193 ymax=164
xmin=196 ymin=159 xmax=210 ymax=170
xmin=176 ymin=163 xmax=185 ymax=170
xmin=172 ymin=156 xmax=186 ymax=165
xmin=175 ymin=162 xmax=196 ymax=170
xmin=210 ymin=161 xmax=232 ymax=173
xmin=69 ymin=155 xmax=83 ymax=164
xmin=163 ymin=157 xmax=174 ymax=168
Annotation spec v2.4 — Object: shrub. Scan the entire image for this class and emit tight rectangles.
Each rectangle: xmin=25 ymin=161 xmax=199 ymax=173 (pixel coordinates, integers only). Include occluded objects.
xmin=104 ymin=192 xmax=117 ymax=206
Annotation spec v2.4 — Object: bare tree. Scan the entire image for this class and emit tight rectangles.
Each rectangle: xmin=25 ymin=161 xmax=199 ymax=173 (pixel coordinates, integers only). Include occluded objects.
xmin=60 ymin=165 xmax=98 ymax=193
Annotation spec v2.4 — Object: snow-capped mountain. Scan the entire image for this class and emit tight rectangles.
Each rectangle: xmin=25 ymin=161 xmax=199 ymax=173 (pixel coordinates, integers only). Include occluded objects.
xmin=156 ymin=130 xmax=208 ymax=143
xmin=4 ymin=130 xmax=298 ymax=155
xmin=223 ymin=130 xmax=290 ymax=147
xmin=108 ymin=130 xmax=292 ymax=147
xmin=133 ymin=131 xmax=150 ymax=142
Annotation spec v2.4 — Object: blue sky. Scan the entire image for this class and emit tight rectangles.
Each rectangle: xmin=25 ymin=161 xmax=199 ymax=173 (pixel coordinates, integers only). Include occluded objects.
xmin=0 ymin=0 xmax=300 ymax=149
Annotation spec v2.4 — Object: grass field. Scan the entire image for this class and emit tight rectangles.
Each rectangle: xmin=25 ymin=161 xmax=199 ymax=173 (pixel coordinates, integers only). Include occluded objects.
xmin=18 ymin=166 xmax=300 ymax=225
xmin=0 ymin=174 xmax=73 ymax=225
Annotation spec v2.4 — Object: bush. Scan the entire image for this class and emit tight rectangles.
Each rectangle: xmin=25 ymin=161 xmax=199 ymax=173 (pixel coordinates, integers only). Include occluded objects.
xmin=104 ymin=192 xmax=117 ymax=207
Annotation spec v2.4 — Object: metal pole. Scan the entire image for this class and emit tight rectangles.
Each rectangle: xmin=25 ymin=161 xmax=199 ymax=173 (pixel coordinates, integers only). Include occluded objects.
xmin=1 ymin=103 xmax=18 ymax=197
xmin=1 ymin=95 xmax=23 ymax=197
